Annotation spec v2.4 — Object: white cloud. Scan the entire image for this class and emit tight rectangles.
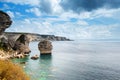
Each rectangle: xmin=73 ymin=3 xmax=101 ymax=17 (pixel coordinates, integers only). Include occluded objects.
xmin=26 ymin=7 xmax=41 ymax=16
xmin=6 ymin=11 xmax=15 ymax=18
xmin=7 ymin=8 xmax=120 ymax=40
xmin=86 ymin=25 xmax=112 ymax=38
xmin=24 ymin=19 xmax=31 ymax=24
xmin=2 ymin=0 xmax=120 ymax=20
xmin=59 ymin=11 xmax=78 ymax=20
xmin=7 ymin=17 xmax=118 ymax=40
xmin=51 ymin=0 xmax=64 ymax=14
xmin=10 ymin=18 xmax=115 ymax=39
xmin=77 ymin=20 xmax=88 ymax=26
xmin=15 ymin=12 xmax=23 ymax=17
xmin=3 ymin=1 xmax=120 ymax=40
xmin=90 ymin=8 xmax=118 ymax=18
xmin=79 ymin=12 xmax=91 ymax=19
xmin=78 ymin=8 xmax=120 ymax=19
xmin=57 ymin=8 xmax=120 ymax=20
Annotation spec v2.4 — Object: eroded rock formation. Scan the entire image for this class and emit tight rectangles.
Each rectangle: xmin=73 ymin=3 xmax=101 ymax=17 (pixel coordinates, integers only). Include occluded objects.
xmin=0 ymin=11 xmax=13 ymax=51
xmin=0 ymin=11 xmax=13 ymax=59
xmin=13 ymin=34 xmax=31 ymax=58
xmin=0 ymin=11 xmax=12 ymax=35
xmin=38 ymin=40 xmax=52 ymax=54
xmin=0 ymin=11 xmax=31 ymax=59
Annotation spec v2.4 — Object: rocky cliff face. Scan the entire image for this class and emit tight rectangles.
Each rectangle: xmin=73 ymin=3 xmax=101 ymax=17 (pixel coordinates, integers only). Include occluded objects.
xmin=0 ymin=11 xmax=12 ymax=35
xmin=4 ymin=32 xmax=71 ymax=41
xmin=13 ymin=34 xmax=31 ymax=55
xmin=0 ymin=11 xmax=13 ymax=59
xmin=0 ymin=11 xmax=31 ymax=59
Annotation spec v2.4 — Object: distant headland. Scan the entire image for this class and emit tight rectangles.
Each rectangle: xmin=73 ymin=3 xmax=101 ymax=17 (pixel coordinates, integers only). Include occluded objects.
xmin=4 ymin=32 xmax=71 ymax=41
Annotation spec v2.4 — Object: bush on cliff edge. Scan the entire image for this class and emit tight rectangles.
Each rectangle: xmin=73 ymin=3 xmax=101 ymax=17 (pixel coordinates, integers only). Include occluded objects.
xmin=0 ymin=60 xmax=30 ymax=80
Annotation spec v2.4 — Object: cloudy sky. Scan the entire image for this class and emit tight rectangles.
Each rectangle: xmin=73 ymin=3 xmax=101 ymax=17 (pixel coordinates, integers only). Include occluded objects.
xmin=0 ymin=0 xmax=120 ymax=40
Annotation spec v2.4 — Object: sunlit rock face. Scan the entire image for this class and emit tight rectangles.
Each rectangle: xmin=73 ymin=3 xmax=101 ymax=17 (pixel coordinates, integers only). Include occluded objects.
xmin=0 ymin=11 xmax=13 ymax=51
xmin=0 ymin=11 xmax=12 ymax=35
xmin=0 ymin=11 xmax=13 ymax=59
xmin=13 ymin=34 xmax=31 ymax=56
xmin=0 ymin=11 xmax=31 ymax=59
xmin=0 ymin=37 xmax=11 ymax=51
xmin=38 ymin=40 xmax=52 ymax=54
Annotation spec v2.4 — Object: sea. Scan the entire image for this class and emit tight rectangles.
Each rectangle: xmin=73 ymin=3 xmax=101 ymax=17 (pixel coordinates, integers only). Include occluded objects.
xmin=12 ymin=41 xmax=120 ymax=80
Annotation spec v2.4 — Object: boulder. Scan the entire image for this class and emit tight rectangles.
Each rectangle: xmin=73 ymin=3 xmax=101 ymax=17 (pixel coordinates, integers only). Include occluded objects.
xmin=20 ymin=62 xmax=26 ymax=64
xmin=31 ymin=55 xmax=39 ymax=60
xmin=38 ymin=40 xmax=52 ymax=54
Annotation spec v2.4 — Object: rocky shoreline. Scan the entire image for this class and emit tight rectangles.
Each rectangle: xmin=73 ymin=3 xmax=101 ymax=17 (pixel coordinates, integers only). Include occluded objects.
xmin=0 ymin=50 xmax=29 ymax=60
xmin=0 ymin=32 xmax=72 ymax=60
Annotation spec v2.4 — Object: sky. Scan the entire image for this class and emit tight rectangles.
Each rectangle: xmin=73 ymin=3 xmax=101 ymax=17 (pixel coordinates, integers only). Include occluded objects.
xmin=0 ymin=0 xmax=120 ymax=40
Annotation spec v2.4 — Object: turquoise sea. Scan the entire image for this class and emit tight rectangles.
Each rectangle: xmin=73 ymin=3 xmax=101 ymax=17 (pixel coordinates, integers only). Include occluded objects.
xmin=13 ymin=41 xmax=120 ymax=80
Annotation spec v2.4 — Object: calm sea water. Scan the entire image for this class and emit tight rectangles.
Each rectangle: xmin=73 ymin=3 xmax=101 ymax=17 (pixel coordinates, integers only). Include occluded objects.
xmin=13 ymin=41 xmax=120 ymax=80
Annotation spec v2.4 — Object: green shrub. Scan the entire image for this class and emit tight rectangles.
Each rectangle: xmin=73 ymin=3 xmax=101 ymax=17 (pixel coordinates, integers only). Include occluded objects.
xmin=0 ymin=60 xmax=30 ymax=80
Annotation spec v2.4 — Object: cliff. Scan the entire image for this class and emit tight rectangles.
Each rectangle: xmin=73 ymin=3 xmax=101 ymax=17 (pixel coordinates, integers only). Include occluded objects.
xmin=4 ymin=32 xmax=71 ymax=42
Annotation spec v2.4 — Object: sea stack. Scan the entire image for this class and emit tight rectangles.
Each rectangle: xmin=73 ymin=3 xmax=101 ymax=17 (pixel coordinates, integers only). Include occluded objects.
xmin=38 ymin=40 xmax=52 ymax=55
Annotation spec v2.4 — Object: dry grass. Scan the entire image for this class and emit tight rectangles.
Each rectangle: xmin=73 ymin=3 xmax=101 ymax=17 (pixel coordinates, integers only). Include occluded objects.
xmin=0 ymin=60 xmax=30 ymax=80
